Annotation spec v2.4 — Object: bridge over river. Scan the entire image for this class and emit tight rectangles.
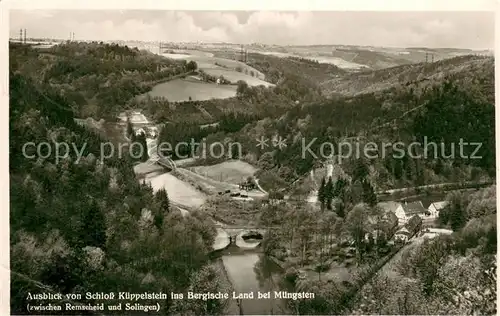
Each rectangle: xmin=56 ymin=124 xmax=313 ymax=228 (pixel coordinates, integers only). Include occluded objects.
xmin=213 ymin=224 xmax=283 ymax=251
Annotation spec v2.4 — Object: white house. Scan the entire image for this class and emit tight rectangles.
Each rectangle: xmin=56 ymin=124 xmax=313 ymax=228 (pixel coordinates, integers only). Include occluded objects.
xmin=427 ymin=201 xmax=448 ymax=219
xmin=394 ymin=201 xmax=427 ymax=226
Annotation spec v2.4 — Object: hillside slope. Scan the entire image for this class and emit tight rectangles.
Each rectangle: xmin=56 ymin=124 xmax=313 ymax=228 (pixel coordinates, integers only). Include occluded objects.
xmin=321 ymin=55 xmax=493 ymax=98
xmin=9 ymin=74 xmax=224 ymax=315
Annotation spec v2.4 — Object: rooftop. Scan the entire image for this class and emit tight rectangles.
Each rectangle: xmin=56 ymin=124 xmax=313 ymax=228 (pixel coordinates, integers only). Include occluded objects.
xmin=401 ymin=201 xmax=426 ymax=216
xmin=430 ymin=201 xmax=449 ymax=210
xmin=377 ymin=201 xmax=402 ymax=213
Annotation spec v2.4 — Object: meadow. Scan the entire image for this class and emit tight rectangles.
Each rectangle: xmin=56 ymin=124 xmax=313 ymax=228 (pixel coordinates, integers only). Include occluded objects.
xmin=190 ymin=160 xmax=258 ymax=184
xmin=141 ymin=78 xmax=238 ymax=102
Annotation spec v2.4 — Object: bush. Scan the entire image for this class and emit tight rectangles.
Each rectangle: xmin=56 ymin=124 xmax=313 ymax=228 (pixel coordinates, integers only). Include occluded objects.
xmin=284 ymin=267 xmax=299 ymax=283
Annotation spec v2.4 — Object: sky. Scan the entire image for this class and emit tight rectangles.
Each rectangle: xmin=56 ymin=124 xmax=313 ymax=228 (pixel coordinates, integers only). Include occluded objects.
xmin=9 ymin=10 xmax=495 ymax=49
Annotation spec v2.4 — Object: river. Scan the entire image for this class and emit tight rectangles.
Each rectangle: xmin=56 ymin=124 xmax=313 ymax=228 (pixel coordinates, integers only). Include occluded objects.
xmin=217 ymin=249 xmax=290 ymax=315
xmin=127 ymin=110 xmax=289 ymax=315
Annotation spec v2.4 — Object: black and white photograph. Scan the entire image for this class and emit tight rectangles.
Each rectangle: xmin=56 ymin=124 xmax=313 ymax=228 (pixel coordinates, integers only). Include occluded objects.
xmin=4 ymin=1 xmax=497 ymax=315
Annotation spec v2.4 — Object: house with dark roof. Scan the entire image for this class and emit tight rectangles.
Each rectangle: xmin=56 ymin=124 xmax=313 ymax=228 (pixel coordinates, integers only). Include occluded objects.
xmin=394 ymin=215 xmax=423 ymax=242
xmin=394 ymin=201 xmax=427 ymax=225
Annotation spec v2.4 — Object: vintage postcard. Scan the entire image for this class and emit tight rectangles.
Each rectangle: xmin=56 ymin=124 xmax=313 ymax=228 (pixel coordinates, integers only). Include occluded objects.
xmin=2 ymin=0 xmax=497 ymax=315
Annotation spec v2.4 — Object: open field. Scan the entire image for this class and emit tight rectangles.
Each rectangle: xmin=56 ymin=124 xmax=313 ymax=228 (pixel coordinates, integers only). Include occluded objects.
xmin=144 ymin=171 xmax=207 ymax=208
xmin=176 ymin=166 xmax=266 ymax=199
xmin=160 ymin=51 xmax=266 ymax=79
xmin=202 ymin=68 xmax=274 ymax=87
xmin=176 ymin=167 xmax=239 ymax=193
xmin=190 ymin=160 xmax=259 ymax=185
xmin=255 ymin=50 xmax=367 ymax=69
xmin=140 ymin=78 xmax=238 ymax=102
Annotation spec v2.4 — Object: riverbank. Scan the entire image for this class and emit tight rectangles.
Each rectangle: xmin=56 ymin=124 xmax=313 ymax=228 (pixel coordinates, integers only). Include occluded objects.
xmin=214 ymin=257 xmax=242 ymax=315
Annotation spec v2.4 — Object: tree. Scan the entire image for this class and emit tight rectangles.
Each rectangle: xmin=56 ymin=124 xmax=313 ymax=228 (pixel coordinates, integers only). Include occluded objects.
xmin=317 ymin=177 xmax=327 ymax=210
xmin=258 ymin=151 xmax=275 ymax=170
xmin=361 ymin=179 xmax=377 ymax=206
xmin=183 ymin=265 xmax=228 ymax=315
xmin=80 ymin=200 xmax=107 ymax=248
xmin=126 ymin=117 xmax=134 ymax=139
xmin=352 ymin=159 xmax=369 ymax=182
xmin=236 ymin=80 xmax=249 ymax=96
xmin=186 ymin=60 xmax=197 ymax=72
xmin=345 ymin=203 xmax=368 ymax=264
xmin=442 ymin=191 xmax=468 ymax=231
xmin=349 ymin=180 xmax=364 ymax=205
xmin=325 ymin=177 xmax=334 ymax=210
xmin=332 ymin=177 xmax=348 ymax=198
xmin=133 ymin=132 xmax=149 ymax=162
xmin=155 ymin=188 xmax=170 ymax=212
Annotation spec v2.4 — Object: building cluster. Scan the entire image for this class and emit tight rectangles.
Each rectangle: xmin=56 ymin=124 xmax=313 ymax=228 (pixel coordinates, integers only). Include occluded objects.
xmin=368 ymin=200 xmax=450 ymax=243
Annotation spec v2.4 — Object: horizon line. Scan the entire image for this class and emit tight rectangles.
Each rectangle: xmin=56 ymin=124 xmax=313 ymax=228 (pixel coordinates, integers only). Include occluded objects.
xmin=7 ymin=38 xmax=494 ymax=51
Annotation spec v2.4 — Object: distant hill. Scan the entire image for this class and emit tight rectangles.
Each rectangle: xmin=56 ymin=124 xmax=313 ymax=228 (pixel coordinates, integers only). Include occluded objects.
xmin=222 ymin=54 xmax=495 ymax=192
xmin=321 ymin=55 xmax=493 ymax=98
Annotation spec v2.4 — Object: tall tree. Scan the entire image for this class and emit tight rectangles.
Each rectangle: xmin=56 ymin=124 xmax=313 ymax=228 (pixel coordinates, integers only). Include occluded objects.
xmin=81 ymin=199 xmax=107 ymax=249
xmin=126 ymin=117 xmax=134 ymax=139
xmin=352 ymin=159 xmax=369 ymax=182
xmin=345 ymin=203 xmax=368 ymax=264
xmin=325 ymin=177 xmax=334 ymax=210
xmin=317 ymin=177 xmax=326 ymax=210
xmin=155 ymin=188 xmax=170 ymax=213
xmin=361 ymin=179 xmax=377 ymax=206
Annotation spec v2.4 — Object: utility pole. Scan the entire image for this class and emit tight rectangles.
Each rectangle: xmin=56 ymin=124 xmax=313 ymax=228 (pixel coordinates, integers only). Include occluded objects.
xmin=23 ymin=29 xmax=26 ymax=44
xmin=72 ymin=32 xmax=75 ymax=41
xmin=19 ymin=28 xmax=22 ymax=42
xmin=425 ymin=52 xmax=428 ymax=63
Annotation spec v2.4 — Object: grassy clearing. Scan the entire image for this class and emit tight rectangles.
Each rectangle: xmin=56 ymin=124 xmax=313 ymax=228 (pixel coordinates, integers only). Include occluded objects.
xmin=190 ymin=160 xmax=258 ymax=185
xmin=202 ymin=68 xmax=274 ymax=87
xmin=142 ymin=78 xmax=237 ymax=102
xmin=145 ymin=172 xmax=207 ymax=208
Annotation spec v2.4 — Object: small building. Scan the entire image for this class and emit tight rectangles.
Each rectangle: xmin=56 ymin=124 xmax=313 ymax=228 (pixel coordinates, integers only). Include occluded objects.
xmin=239 ymin=181 xmax=255 ymax=191
xmin=394 ymin=201 xmax=427 ymax=225
xmin=394 ymin=227 xmax=411 ymax=242
xmin=394 ymin=215 xmax=423 ymax=243
xmin=427 ymin=201 xmax=448 ymax=219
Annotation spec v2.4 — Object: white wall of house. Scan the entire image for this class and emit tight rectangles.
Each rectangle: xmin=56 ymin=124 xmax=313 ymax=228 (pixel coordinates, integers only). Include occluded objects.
xmin=427 ymin=204 xmax=440 ymax=218
xmin=394 ymin=205 xmax=407 ymax=226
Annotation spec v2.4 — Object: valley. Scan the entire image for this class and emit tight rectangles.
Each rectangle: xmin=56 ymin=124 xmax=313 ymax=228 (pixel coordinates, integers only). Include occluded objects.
xmin=9 ymin=30 xmax=496 ymax=316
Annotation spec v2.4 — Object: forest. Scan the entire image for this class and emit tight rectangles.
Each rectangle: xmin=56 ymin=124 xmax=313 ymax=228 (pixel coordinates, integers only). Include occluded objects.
xmin=9 ymin=73 xmax=227 ymax=315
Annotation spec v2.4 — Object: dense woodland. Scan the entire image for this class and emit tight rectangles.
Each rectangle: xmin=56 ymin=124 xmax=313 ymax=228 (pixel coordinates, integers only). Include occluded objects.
xmin=228 ymin=57 xmax=496 ymax=192
xmin=10 ymin=42 xmax=190 ymax=119
xmin=9 ymin=72 xmax=226 ymax=315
